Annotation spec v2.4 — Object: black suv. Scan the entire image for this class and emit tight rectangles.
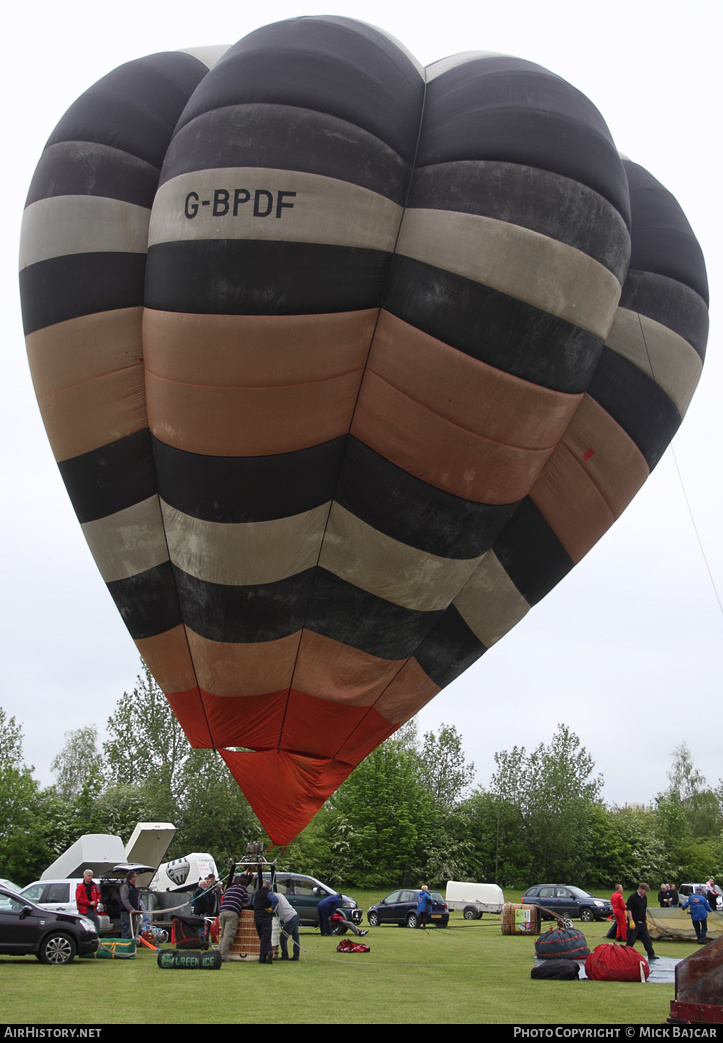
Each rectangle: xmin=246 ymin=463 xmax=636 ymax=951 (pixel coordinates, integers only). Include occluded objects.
xmin=0 ymin=885 xmax=99 ymax=963
xmin=521 ymin=885 xmax=612 ymax=922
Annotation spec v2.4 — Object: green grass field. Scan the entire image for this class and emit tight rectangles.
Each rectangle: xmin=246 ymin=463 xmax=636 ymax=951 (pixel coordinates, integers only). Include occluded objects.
xmin=0 ymin=889 xmax=699 ymax=1025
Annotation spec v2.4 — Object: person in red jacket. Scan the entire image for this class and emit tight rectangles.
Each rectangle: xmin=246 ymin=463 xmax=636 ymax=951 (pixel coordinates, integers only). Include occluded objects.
xmin=75 ymin=870 xmax=101 ymax=932
xmin=611 ymin=884 xmax=627 ymax=942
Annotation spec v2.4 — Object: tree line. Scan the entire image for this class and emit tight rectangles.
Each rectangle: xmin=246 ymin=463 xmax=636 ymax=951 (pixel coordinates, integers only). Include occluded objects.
xmin=2 ymin=666 xmax=722 ymax=891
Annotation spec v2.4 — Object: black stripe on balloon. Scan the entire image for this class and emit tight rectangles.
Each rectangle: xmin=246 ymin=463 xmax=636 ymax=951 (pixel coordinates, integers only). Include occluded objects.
xmin=336 ymin=438 xmax=521 ymax=558
xmin=620 ymin=273 xmax=709 ymax=363
xmin=413 ymin=605 xmax=486 ymax=689
xmin=151 ymin=433 xmax=519 ymax=559
xmin=46 ymin=51 xmax=210 ymax=170
xmin=152 ymin=435 xmax=346 ymax=523
xmin=624 ymin=161 xmax=709 ymax=306
xmin=419 ymin=57 xmax=630 ymax=226
xmin=384 ymin=256 xmax=603 ymax=394
xmin=587 ymin=348 xmax=681 ymax=471
xmin=408 ymin=161 xmax=630 ymax=280
xmin=175 ymin=16 xmax=425 ymax=166
xmin=173 ymin=567 xmax=312 ymax=644
xmin=107 ymin=560 xmax=182 ymax=640
xmin=58 ymin=429 xmax=157 ymax=524
xmin=172 ymin=566 xmax=440 ymax=659
xmin=492 ymin=497 xmax=573 ymax=607
xmin=305 ymin=569 xmax=441 ymax=660
xmin=145 ymin=241 xmax=391 ymax=315
xmin=162 ymin=105 xmax=412 ymax=207
xmin=20 ymin=253 xmax=146 ymax=336
xmin=26 ymin=141 xmax=160 ymax=208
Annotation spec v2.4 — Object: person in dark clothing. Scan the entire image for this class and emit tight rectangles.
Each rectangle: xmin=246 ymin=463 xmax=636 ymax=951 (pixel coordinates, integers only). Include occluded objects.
xmin=317 ymin=892 xmax=343 ymax=936
xmin=253 ymin=873 xmax=275 ymax=964
xmin=119 ymin=872 xmax=142 ymax=940
xmin=682 ymin=887 xmax=713 ymax=944
xmin=626 ymin=883 xmax=658 ymax=961
xmin=219 ymin=874 xmax=250 ymax=961
xmin=416 ymin=885 xmax=434 ymax=929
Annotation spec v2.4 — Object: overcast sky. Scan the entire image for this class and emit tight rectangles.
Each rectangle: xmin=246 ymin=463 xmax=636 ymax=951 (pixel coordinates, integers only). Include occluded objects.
xmin=2 ymin=0 xmax=721 ymax=813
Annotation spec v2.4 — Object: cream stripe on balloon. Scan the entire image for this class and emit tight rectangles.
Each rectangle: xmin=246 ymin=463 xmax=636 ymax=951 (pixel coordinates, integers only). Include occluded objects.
xmin=148 ymin=168 xmax=403 ymax=252
xmin=605 ymin=307 xmax=703 ymax=418
xmin=160 ymin=501 xmax=330 ymax=586
xmin=81 ymin=496 xmax=169 ymax=583
xmin=453 ymin=550 xmax=530 ymax=646
xmin=19 ymin=196 xmax=150 ymax=270
xmin=395 ymin=208 xmax=621 ymax=339
xmin=319 ymin=503 xmax=484 ymax=611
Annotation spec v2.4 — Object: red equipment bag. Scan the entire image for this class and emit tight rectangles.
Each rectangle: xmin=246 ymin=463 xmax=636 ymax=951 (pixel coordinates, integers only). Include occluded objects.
xmin=585 ymin=944 xmax=650 ymax=982
xmin=336 ymin=939 xmax=370 ymax=953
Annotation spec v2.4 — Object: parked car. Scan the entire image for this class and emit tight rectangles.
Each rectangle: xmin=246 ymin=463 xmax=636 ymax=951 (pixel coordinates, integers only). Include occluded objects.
xmin=20 ymin=862 xmax=156 ymax=934
xmin=255 ymin=872 xmax=363 ymax=932
xmin=521 ymin=885 xmax=612 ymax=922
xmin=0 ymin=885 xmax=99 ymax=964
xmin=367 ymin=889 xmax=449 ymax=928
xmin=0 ymin=879 xmax=19 ymax=893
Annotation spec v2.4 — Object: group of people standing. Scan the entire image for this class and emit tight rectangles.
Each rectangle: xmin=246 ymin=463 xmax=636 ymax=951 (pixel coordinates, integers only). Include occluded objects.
xmin=609 ymin=879 xmax=719 ymax=958
xmin=216 ymin=873 xmax=367 ymax=964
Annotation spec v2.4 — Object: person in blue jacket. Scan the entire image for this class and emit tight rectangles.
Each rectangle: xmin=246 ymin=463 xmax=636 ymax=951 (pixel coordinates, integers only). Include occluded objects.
xmin=317 ymin=892 xmax=343 ymax=936
xmin=682 ymin=887 xmax=713 ymax=944
xmin=416 ymin=885 xmax=435 ymax=929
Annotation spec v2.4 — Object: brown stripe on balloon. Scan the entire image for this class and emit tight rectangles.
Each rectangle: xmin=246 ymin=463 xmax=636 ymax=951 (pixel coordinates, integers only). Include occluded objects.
xmin=37 ymin=365 xmax=147 ymax=462
xmin=369 ymin=310 xmax=581 ymax=448
xmin=351 ymin=370 xmax=559 ymax=503
xmin=145 ymin=367 xmax=364 ymax=456
xmin=529 ymin=397 xmax=650 ymax=563
xmin=186 ymin=629 xmax=299 ymax=698
xmin=529 ymin=443 xmax=615 ymax=564
xmin=292 ymin=629 xmax=407 ymax=706
xmin=143 ymin=308 xmax=377 ymax=387
xmin=26 ymin=308 xmax=144 ymax=399
xmin=134 ymin=627 xmax=198 ymax=696
xmin=368 ymin=657 xmax=441 ymax=725
xmin=558 ymin=394 xmax=649 ymax=514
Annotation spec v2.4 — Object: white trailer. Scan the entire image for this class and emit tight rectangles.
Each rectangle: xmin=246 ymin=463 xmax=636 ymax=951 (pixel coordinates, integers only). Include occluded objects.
xmin=445 ymin=881 xmax=504 ymax=919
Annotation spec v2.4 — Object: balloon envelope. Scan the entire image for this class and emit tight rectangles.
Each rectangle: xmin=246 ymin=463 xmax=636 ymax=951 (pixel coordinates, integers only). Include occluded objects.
xmin=20 ymin=17 xmax=708 ymax=844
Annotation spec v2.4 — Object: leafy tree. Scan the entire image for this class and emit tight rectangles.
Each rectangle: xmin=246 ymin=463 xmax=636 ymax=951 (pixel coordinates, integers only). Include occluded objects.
xmin=660 ymin=743 xmax=722 ymax=847
xmin=0 ymin=709 xmax=49 ymax=884
xmin=418 ymin=724 xmax=475 ymax=808
xmin=667 ymin=743 xmax=706 ymax=802
xmin=51 ymin=725 xmax=103 ymax=802
xmin=655 ymin=792 xmax=692 ymax=880
xmin=325 ymin=732 xmax=437 ymax=887
xmin=490 ymin=724 xmax=603 ymax=882
xmin=174 ymin=749 xmax=260 ymax=868
xmin=103 ymin=663 xmax=188 ymax=823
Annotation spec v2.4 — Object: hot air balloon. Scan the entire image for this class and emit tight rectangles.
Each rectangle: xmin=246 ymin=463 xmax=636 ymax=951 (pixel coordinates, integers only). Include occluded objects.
xmin=19 ymin=16 xmax=708 ymax=845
